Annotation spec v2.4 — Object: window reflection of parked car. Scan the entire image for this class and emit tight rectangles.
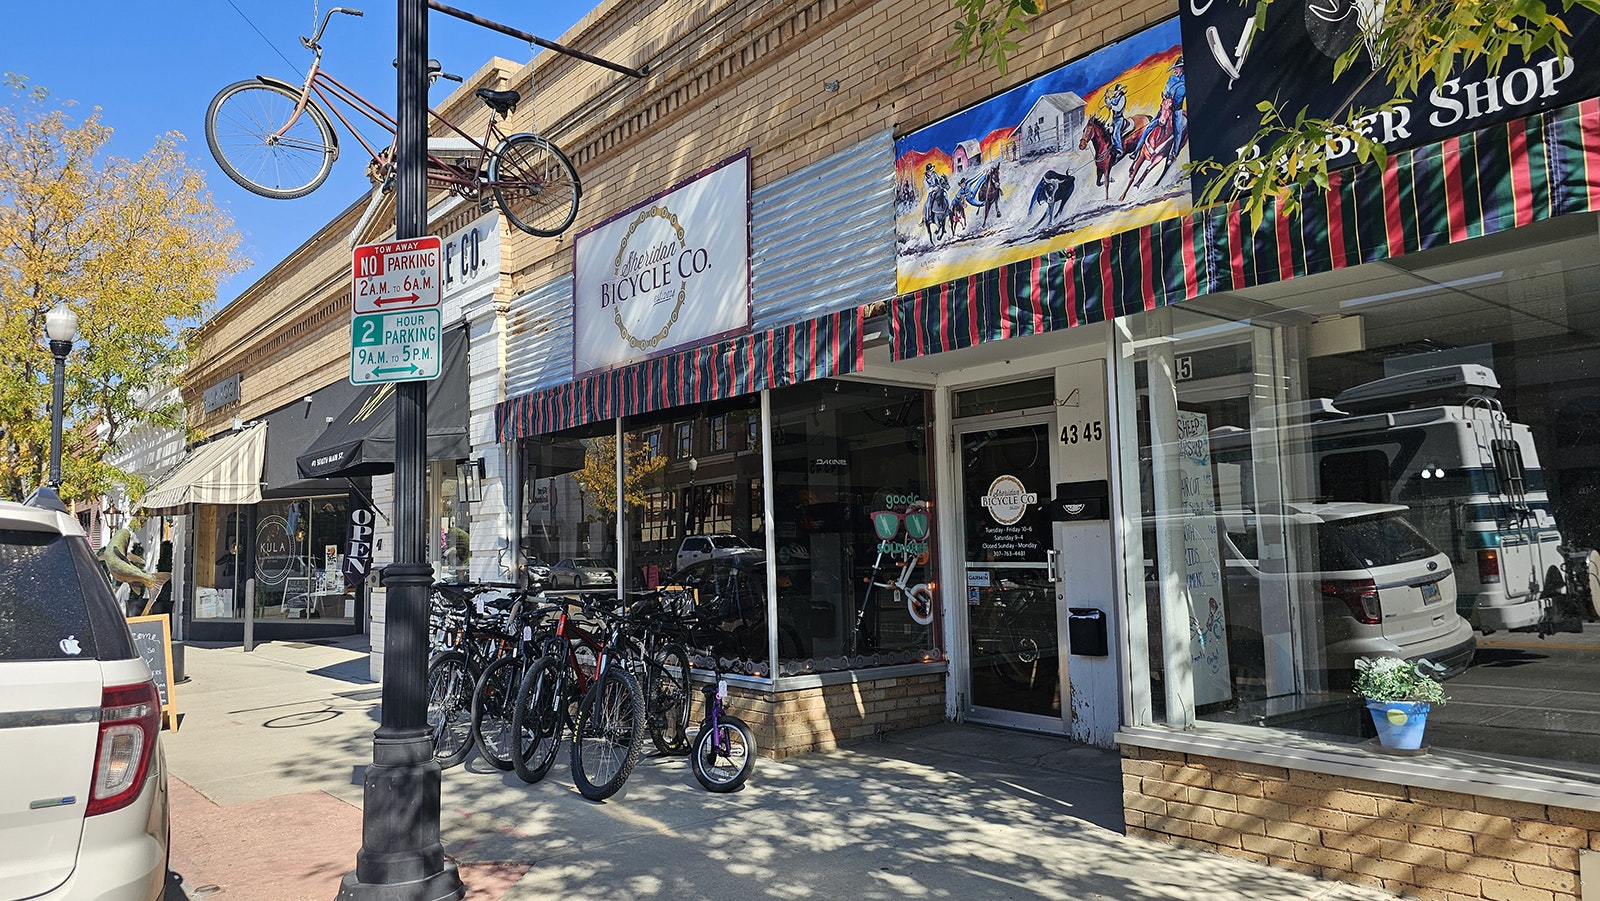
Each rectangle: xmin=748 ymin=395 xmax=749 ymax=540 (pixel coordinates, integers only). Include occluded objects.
xmin=664 ymin=555 xmax=806 ymax=664
xmin=521 ymin=555 xmax=552 ymax=590
xmin=674 ymin=533 xmax=761 ymax=572
xmin=1229 ymin=503 xmax=1475 ymax=680
xmin=550 ymin=557 xmax=617 ymax=589
xmin=1147 ymin=502 xmax=1476 ymax=694
xmin=0 ymin=498 xmax=169 ymax=899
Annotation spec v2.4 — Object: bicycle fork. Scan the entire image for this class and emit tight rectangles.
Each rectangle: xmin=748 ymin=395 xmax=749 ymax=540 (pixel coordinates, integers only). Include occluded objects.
xmin=700 ymin=681 xmax=728 ymax=754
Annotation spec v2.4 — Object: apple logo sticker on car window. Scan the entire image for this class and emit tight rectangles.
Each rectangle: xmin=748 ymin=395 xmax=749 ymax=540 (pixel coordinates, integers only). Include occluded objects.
xmin=59 ymin=635 xmax=82 ymax=656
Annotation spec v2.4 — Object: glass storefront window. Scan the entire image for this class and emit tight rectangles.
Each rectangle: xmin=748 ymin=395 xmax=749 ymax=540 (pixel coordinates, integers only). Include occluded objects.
xmin=1123 ymin=214 xmax=1600 ymax=769
xmin=769 ymin=381 xmax=936 ymax=675
xmin=622 ymin=397 xmax=763 ymax=666
xmin=249 ymin=495 xmax=354 ymax=620
xmin=194 ymin=506 xmax=248 ymax=619
xmin=429 ymin=461 xmax=468 ymax=583
xmin=520 ymin=425 xmax=617 ymax=592
xmin=611 ymin=383 xmax=935 ymax=677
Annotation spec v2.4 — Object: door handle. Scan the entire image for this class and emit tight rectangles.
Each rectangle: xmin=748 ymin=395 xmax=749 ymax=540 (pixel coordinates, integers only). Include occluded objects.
xmin=1046 ymin=549 xmax=1059 ymax=583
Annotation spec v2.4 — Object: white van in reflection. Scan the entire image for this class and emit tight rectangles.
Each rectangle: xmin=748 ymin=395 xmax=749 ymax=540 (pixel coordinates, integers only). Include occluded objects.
xmin=1213 ymin=364 xmax=1581 ymax=633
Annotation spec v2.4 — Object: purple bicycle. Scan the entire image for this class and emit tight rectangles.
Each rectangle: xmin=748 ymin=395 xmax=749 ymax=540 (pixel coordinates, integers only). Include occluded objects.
xmin=689 ymin=655 xmax=755 ymax=792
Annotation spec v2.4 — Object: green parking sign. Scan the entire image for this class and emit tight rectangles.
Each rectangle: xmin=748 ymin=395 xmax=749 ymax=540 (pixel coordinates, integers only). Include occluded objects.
xmin=349 ymin=309 xmax=442 ymax=384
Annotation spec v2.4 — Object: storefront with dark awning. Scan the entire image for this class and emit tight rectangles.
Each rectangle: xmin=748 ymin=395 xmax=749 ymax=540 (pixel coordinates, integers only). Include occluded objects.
xmin=297 ymin=327 xmax=470 ymax=479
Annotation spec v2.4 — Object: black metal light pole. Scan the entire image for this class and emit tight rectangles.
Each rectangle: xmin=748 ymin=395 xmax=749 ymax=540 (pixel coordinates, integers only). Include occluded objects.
xmin=44 ymin=304 xmax=79 ymax=489
xmin=337 ymin=1 xmax=462 ymax=898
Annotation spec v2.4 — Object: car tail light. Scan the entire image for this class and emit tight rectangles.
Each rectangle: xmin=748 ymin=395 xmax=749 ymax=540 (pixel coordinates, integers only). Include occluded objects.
xmin=1478 ymin=549 xmax=1501 ymax=584
xmin=87 ymin=680 xmax=160 ymax=817
xmin=1322 ymin=578 xmax=1382 ymax=624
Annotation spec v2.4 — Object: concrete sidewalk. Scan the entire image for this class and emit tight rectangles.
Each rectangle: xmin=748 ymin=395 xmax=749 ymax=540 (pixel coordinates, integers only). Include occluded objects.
xmin=163 ymin=636 xmax=1395 ymax=901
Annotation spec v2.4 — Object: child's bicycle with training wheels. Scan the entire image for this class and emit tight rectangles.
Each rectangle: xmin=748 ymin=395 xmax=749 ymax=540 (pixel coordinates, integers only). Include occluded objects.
xmin=203 ymin=6 xmax=580 ymax=239
xmin=689 ymin=652 xmax=756 ymax=792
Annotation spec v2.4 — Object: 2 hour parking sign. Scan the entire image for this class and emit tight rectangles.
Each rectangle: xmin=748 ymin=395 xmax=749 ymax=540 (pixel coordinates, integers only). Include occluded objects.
xmin=349 ymin=237 xmax=443 ymax=384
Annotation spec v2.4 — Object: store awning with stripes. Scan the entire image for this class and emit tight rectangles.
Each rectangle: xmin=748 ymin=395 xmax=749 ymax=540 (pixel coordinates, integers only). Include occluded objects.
xmin=140 ymin=422 xmax=267 ymax=514
xmin=889 ymin=97 xmax=1600 ymax=360
xmin=497 ymin=306 xmax=864 ymax=442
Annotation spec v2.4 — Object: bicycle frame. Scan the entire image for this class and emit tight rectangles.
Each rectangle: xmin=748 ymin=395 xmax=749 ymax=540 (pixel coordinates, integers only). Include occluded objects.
xmin=701 ymin=675 xmax=731 ymax=752
xmin=273 ymin=14 xmax=511 ymax=196
xmin=551 ymin=606 xmax=617 ymax=700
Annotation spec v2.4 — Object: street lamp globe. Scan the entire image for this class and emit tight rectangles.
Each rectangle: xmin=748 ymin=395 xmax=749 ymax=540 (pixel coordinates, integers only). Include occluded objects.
xmin=45 ymin=303 xmax=79 ymax=345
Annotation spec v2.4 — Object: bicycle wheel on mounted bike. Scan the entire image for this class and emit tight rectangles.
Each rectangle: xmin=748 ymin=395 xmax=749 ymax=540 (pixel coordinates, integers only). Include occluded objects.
xmin=510 ymin=655 xmax=566 ymax=784
xmin=488 ymin=134 xmax=580 ymax=237
xmin=570 ymin=667 xmax=644 ymax=801
xmin=205 ymin=80 xmax=338 ymax=200
xmin=470 ymin=656 xmax=522 ymax=771
xmin=425 ymin=651 xmax=475 ymax=768
xmin=644 ymin=642 xmax=692 ymax=755
xmin=691 ymin=714 xmax=755 ymax=792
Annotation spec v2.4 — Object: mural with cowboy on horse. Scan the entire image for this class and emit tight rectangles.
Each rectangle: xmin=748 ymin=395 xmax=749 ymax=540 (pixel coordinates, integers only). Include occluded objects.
xmin=894 ymin=18 xmax=1190 ymax=296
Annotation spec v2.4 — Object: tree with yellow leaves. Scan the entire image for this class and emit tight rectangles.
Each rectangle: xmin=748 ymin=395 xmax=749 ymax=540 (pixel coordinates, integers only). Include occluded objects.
xmin=0 ymin=75 xmax=246 ymax=502
xmin=570 ymin=434 xmax=668 ymax=522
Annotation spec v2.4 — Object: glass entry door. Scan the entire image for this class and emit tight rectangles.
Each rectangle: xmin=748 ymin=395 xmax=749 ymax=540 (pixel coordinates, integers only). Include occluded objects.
xmin=959 ymin=419 xmax=1063 ymax=725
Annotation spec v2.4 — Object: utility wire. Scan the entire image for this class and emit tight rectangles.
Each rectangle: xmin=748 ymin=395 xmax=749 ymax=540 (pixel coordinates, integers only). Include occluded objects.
xmin=223 ymin=0 xmax=305 ymax=78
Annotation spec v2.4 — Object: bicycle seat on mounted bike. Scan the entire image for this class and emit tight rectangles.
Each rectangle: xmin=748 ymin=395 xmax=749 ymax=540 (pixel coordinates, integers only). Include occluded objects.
xmin=474 ymin=88 xmax=520 ymax=117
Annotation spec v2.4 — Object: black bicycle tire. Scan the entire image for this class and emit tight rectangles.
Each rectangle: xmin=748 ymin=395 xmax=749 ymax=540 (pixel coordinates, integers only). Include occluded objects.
xmin=471 ymin=656 xmax=520 ymax=771
xmin=570 ymin=666 xmax=644 ymax=801
xmin=691 ymin=714 xmax=755 ymax=792
xmin=425 ymin=651 xmax=474 ymax=768
xmin=205 ymin=80 xmax=338 ymax=200
xmin=488 ymin=134 xmax=581 ymax=237
xmin=510 ymin=655 xmax=566 ymax=784
xmin=646 ymin=642 xmax=692 ymax=755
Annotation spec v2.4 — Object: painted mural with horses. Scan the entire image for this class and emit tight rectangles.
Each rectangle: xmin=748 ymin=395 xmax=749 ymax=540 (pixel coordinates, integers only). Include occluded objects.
xmin=892 ymin=19 xmax=1191 ymax=296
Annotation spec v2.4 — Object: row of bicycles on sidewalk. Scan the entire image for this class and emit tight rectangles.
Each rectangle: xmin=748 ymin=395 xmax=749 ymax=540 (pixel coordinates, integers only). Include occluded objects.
xmin=425 ymin=581 xmax=754 ymax=800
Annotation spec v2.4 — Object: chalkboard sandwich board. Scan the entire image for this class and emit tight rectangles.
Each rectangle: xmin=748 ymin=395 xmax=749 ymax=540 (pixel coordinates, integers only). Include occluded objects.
xmin=125 ymin=615 xmax=179 ymax=731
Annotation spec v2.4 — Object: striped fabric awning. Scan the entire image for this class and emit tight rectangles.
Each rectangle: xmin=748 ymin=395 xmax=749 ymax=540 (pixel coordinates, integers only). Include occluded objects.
xmin=140 ymin=422 xmax=268 ymax=514
xmin=497 ymin=306 xmax=864 ymax=442
xmin=891 ymin=97 xmax=1600 ymax=359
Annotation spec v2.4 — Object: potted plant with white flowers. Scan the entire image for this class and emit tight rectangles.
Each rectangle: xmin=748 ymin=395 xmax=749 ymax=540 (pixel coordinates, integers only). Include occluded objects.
xmin=1353 ymin=657 xmax=1448 ymax=750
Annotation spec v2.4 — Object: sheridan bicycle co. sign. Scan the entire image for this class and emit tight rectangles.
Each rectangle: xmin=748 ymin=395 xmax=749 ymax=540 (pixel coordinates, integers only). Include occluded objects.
xmin=572 ymin=153 xmax=751 ymax=376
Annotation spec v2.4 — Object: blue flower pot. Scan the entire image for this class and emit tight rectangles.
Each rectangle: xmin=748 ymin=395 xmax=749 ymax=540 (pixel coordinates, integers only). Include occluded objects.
xmin=1367 ymin=700 xmax=1430 ymax=750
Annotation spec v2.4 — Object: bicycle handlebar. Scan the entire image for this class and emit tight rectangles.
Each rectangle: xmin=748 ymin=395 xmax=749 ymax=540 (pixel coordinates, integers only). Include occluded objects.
xmin=303 ymin=7 xmax=364 ymax=51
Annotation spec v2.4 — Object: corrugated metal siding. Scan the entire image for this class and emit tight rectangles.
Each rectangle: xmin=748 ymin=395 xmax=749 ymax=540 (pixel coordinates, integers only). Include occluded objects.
xmin=750 ymin=132 xmax=895 ymax=331
xmin=504 ymin=277 xmax=575 ymax=398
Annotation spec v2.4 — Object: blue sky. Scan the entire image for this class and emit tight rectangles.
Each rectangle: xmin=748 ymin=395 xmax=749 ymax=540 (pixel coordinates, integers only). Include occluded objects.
xmin=3 ymin=1 xmax=592 ymax=307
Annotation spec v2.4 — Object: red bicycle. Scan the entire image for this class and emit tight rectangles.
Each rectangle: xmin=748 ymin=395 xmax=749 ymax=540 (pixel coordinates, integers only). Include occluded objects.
xmin=510 ymin=597 xmax=645 ymax=801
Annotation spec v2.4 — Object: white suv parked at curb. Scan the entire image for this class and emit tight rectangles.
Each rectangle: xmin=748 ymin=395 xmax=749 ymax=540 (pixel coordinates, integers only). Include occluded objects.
xmin=0 ymin=496 xmax=169 ymax=900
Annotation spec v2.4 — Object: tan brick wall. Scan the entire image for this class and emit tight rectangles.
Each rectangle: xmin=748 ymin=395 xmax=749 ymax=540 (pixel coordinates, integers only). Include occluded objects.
xmin=703 ymin=672 xmax=945 ymax=758
xmin=1121 ymin=745 xmax=1600 ymax=901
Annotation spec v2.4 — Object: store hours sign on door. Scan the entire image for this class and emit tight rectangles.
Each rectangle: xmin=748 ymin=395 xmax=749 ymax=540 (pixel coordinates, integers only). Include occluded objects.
xmin=572 ymin=154 xmax=750 ymax=377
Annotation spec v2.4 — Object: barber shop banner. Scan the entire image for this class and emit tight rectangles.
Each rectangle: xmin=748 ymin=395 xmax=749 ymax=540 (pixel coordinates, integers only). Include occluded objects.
xmin=1180 ymin=0 xmax=1600 ymax=199
xmin=895 ymin=18 xmax=1191 ymax=294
